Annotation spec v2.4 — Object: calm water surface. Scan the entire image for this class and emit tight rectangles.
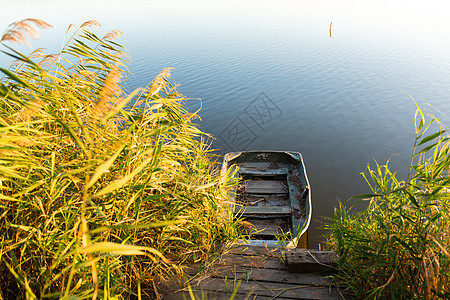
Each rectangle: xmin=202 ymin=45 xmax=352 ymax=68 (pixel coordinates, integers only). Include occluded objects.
xmin=2 ymin=0 xmax=450 ymax=247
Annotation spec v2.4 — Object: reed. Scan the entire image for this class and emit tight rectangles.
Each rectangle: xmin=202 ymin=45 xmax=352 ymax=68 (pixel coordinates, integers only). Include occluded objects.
xmin=0 ymin=20 xmax=239 ymax=299
xmin=327 ymin=105 xmax=450 ymax=299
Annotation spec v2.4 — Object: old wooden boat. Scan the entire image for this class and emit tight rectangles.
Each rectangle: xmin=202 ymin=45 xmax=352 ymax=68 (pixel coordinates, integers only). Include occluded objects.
xmin=221 ymin=151 xmax=311 ymax=248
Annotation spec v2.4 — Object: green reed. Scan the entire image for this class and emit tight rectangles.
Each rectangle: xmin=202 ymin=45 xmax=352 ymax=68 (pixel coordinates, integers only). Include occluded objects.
xmin=327 ymin=105 xmax=450 ymax=299
xmin=0 ymin=20 xmax=239 ymax=299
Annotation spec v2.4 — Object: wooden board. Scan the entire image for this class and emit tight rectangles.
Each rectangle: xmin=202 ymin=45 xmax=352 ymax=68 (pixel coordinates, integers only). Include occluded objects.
xmin=206 ymin=266 xmax=332 ymax=286
xmin=241 ymin=217 xmax=290 ymax=237
xmin=285 ymin=249 xmax=338 ymax=273
xmin=163 ymin=291 xmax=287 ymax=300
xmin=237 ymin=194 xmax=290 ymax=207
xmin=237 ymin=162 xmax=290 ymax=175
xmin=234 ymin=206 xmax=292 ymax=215
xmin=226 ymin=245 xmax=283 ymax=256
xmin=158 ymin=245 xmax=348 ymax=300
xmin=163 ymin=290 xmax=333 ymax=300
xmin=218 ymin=254 xmax=285 ymax=270
xmin=184 ymin=278 xmax=342 ymax=300
xmin=245 ymin=179 xmax=288 ymax=194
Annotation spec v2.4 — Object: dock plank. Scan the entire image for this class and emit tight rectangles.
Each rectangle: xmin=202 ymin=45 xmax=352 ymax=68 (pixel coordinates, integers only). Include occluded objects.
xmin=159 ymin=245 xmax=349 ymax=300
xmin=226 ymin=245 xmax=283 ymax=256
xmin=164 ymin=290 xmax=298 ymax=300
xmin=218 ymin=254 xmax=285 ymax=270
xmin=187 ymin=278 xmax=341 ymax=300
xmin=206 ymin=266 xmax=333 ymax=286
xmin=285 ymin=249 xmax=338 ymax=273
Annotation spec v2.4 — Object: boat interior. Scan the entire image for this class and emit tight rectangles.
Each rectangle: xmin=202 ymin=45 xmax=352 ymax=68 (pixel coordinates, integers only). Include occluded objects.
xmin=223 ymin=152 xmax=310 ymax=248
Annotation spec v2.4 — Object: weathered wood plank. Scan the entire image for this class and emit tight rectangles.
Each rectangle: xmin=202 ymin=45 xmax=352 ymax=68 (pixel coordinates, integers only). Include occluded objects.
xmin=241 ymin=217 xmax=290 ymax=237
xmin=234 ymin=206 xmax=292 ymax=215
xmin=237 ymin=193 xmax=290 ymax=207
xmin=245 ymin=179 xmax=288 ymax=194
xmin=218 ymin=254 xmax=285 ymax=270
xmin=238 ymin=162 xmax=274 ymax=170
xmin=160 ymin=245 xmax=348 ymax=300
xmin=237 ymin=162 xmax=290 ymax=175
xmin=285 ymin=249 xmax=338 ymax=273
xmin=187 ymin=277 xmax=342 ymax=300
xmin=161 ymin=268 xmax=342 ymax=299
xmin=163 ymin=290 xmax=297 ymax=300
xmin=227 ymin=245 xmax=282 ymax=256
xmin=207 ymin=266 xmax=333 ymax=285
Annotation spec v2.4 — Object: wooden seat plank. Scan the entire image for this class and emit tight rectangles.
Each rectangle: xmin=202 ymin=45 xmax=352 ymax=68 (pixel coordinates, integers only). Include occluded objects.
xmin=237 ymin=194 xmax=290 ymax=207
xmin=237 ymin=162 xmax=290 ymax=175
xmin=234 ymin=206 xmax=291 ymax=215
xmin=241 ymin=217 xmax=290 ymax=237
xmin=245 ymin=179 xmax=288 ymax=194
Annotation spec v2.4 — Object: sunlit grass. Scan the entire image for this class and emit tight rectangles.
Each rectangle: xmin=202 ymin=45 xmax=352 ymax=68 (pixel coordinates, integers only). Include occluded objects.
xmin=0 ymin=20 xmax=239 ymax=299
xmin=327 ymin=105 xmax=450 ymax=299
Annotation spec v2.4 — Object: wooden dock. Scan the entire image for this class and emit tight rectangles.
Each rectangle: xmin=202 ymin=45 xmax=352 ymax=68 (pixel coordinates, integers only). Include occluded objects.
xmin=159 ymin=245 xmax=348 ymax=300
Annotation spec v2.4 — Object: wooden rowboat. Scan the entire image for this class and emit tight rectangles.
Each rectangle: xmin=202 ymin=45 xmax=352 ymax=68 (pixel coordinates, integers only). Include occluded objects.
xmin=221 ymin=151 xmax=311 ymax=248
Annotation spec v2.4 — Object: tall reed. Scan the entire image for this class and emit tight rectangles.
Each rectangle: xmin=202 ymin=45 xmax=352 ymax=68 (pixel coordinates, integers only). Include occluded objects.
xmin=328 ymin=105 xmax=450 ymax=299
xmin=0 ymin=20 xmax=238 ymax=299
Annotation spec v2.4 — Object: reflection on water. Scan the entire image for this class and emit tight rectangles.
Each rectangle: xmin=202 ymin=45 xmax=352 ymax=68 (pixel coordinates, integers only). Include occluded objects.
xmin=2 ymin=0 xmax=450 ymax=247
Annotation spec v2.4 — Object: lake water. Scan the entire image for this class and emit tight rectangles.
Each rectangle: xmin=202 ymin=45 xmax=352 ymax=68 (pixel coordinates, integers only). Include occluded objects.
xmin=2 ymin=0 xmax=450 ymax=247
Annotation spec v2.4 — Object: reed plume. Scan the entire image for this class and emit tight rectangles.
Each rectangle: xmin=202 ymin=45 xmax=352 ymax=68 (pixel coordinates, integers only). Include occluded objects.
xmin=80 ymin=20 xmax=101 ymax=29
xmin=28 ymin=47 xmax=45 ymax=58
xmin=103 ymin=30 xmax=123 ymax=41
xmin=148 ymin=67 xmax=174 ymax=97
xmin=95 ymin=63 xmax=123 ymax=116
xmin=38 ymin=54 xmax=58 ymax=67
xmin=0 ymin=18 xmax=52 ymax=46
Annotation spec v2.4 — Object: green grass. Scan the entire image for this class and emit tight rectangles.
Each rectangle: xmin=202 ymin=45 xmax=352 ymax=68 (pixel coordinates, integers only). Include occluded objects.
xmin=0 ymin=20 xmax=240 ymax=299
xmin=327 ymin=105 xmax=450 ymax=299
